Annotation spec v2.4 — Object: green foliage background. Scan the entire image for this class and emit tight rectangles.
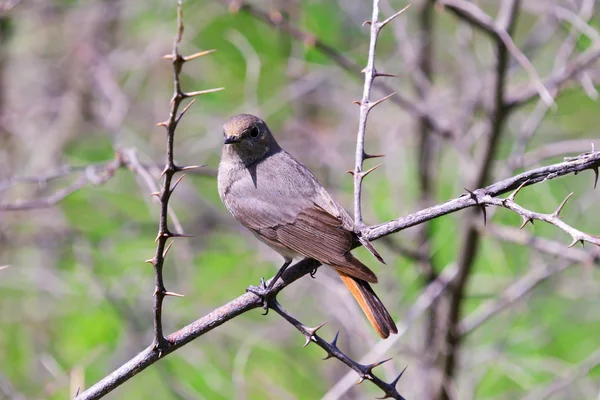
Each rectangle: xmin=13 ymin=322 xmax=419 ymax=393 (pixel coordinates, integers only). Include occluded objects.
xmin=1 ymin=1 xmax=599 ymax=399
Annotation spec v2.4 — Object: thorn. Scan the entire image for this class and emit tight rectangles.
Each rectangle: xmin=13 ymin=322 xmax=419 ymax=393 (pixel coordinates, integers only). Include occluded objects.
xmin=170 ymin=174 xmax=186 ymax=193
xmin=156 ymin=121 xmax=168 ymax=127
xmin=356 ymin=375 xmax=367 ymax=385
xmin=175 ymin=99 xmax=196 ymax=123
xmin=519 ymin=216 xmax=534 ymax=229
xmin=303 ymin=335 xmax=312 ymax=348
xmin=160 ymin=166 xmax=170 ymax=178
xmin=303 ymin=321 xmax=327 ymax=347
xmin=164 ymin=291 xmax=185 ymax=297
xmin=75 ymin=386 xmax=80 ymax=397
xmin=360 ymin=163 xmax=382 ymax=179
xmin=352 ymin=100 xmax=362 ymax=105
xmin=177 ymin=164 xmax=205 ymax=172
xmin=363 ymin=152 xmax=385 ymax=160
xmin=182 ymin=49 xmax=216 ymax=62
xmin=182 ymin=87 xmax=225 ymax=98
xmin=331 ymin=331 xmax=340 ymax=348
xmin=162 ymin=54 xmax=175 ymax=60
xmin=346 ymin=170 xmax=355 ymax=175
xmin=145 ymin=258 xmax=155 ymax=265
xmin=170 ymin=233 xmax=195 ymax=239
xmin=568 ymin=238 xmax=585 ymax=248
xmin=163 ymin=240 xmax=174 ymax=258
xmin=375 ymin=72 xmax=401 ymax=78
xmin=379 ymin=4 xmax=411 ymax=29
xmin=369 ymin=92 xmax=396 ymax=109
xmin=306 ymin=321 xmax=327 ymax=337
xmin=362 ymin=20 xmax=372 ymax=26
xmin=593 ymin=167 xmax=598 ymax=189
xmin=366 ymin=358 xmax=393 ymax=374
xmin=481 ymin=205 xmax=488 ymax=226
xmin=154 ymin=232 xmax=163 ymax=243
xmin=391 ymin=365 xmax=408 ymax=387
xmin=508 ymin=180 xmax=530 ymax=202
xmin=552 ymin=192 xmax=574 ymax=218
xmin=464 ymin=188 xmax=477 ymax=201
xmin=149 ymin=191 xmax=160 ymax=198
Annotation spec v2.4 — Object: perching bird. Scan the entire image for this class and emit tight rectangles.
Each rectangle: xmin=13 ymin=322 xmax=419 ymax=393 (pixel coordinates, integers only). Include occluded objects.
xmin=217 ymin=114 xmax=397 ymax=338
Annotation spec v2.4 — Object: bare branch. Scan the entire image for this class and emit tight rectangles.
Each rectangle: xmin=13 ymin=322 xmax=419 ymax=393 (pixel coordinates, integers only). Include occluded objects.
xmin=507 ymin=42 xmax=600 ymax=108
xmin=482 ymin=224 xmax=600 ymax=266
xmin=522 ymin=348 xmax=600 ymax=400
xmin=458 ymin=259 xmax=572 ymax=336
xmin=485 ymin=192 xmax=600 ymax=247
xmin=146 ymin=0 xmax=220 ymax=351
xmin=353 ymin=1 xmax=407 ymax=228
xmin=0 ymin=157 xmax=123 ymax=211
xmin=439 ymin=0 xmax=554 ymax=106
xmin=366 ymin=151 xmax=600 ymax=241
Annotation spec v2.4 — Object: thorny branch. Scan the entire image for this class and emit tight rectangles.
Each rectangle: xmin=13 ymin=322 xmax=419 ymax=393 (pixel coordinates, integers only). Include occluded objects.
xmin=144 ymin=1 xmax=222 ymax=351
xmin=270 ymin=300 xmax=407 ymax=400
xmin=351 ymin=2 xmax=409 ymax=230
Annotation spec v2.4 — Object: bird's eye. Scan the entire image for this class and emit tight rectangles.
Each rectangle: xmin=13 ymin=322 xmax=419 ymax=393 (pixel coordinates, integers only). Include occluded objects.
xmin=249 ymin=126 xmax=260 ymax=138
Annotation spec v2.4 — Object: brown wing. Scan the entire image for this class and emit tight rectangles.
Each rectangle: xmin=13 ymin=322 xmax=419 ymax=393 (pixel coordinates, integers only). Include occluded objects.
xmin=257 ymin=205 xmax=377 ymax=283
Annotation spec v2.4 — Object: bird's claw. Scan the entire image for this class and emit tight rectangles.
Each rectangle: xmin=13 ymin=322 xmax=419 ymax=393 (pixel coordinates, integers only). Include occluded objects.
xmin=309 ymin=266 xmax=318 ymax=279
xmin=246 ymin=277 xmax=273 ymax=315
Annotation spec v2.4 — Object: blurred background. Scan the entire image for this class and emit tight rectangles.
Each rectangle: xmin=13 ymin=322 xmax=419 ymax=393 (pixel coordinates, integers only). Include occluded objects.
xmin=1 ymin=0 xmax=600 ymax=399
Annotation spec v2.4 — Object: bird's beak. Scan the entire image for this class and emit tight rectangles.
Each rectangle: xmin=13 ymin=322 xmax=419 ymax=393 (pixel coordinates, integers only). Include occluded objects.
xmin=223 ymin=136 xmax=241 ymax=145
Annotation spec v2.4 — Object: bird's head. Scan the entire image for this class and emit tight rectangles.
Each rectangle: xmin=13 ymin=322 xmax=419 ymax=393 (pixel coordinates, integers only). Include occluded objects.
xmin=221 ymin=114 xmax=279 ymax=163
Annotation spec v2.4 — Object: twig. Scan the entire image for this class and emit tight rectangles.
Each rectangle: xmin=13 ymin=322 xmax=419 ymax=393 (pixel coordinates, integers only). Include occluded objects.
xmin=143 ymin=0 xmax=223 ymax=350
xmin=0 ymin=157 xmax=123 ymax=211
xmin=352 ymin=1 xmax=409 ymax=228
xmin=0 ymin=159 xmax=215 ymax=199
xmin=75 ymin=150 xmax=600 ymax=399
xmin=322 ymin=264 xmax=458 ymax=400
xmin=228 ymin=1 xmax=456 ymax=139
xmin=458 ymin=259 xmax=572 ymax=336
xmin=522 ymin=348 xmax=600 ymax=400
xmin=365 ymin=151 xmax=600 ymax=241
xmin=439 ymin=0 xmax=554 ymax=106
xmin=483 ymin=186 xmax=600 ymax=247
xmin=507 ymin=42 xmax=600 ymax=108
xmin=481 ymin=223 xmax=600 ymax=266
xmin=270 ymin=300 xmax=407 ymax=400
xmin=506 ymin=139 xmax=598 ymax=170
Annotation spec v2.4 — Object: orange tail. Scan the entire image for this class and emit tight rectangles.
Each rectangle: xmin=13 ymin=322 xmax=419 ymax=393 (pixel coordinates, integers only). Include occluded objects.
xmin=337 ymin=271 xmax=397 ymax=339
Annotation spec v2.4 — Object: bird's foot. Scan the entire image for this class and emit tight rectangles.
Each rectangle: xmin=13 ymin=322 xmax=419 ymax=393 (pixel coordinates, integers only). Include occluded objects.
xmin=246 ymin=277 xmax=275 ymax=315
xmin=309 ymin=265 xmax=318 ymax=279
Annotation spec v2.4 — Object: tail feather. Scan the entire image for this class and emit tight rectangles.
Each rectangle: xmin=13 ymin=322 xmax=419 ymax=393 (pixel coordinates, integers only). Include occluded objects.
xmin=337 ymin=271 xmax=397 ymax=339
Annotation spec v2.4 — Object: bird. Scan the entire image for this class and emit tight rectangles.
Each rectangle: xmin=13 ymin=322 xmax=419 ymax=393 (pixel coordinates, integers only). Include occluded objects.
xmin=217 ymin=114 xmax=397 ymax=338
